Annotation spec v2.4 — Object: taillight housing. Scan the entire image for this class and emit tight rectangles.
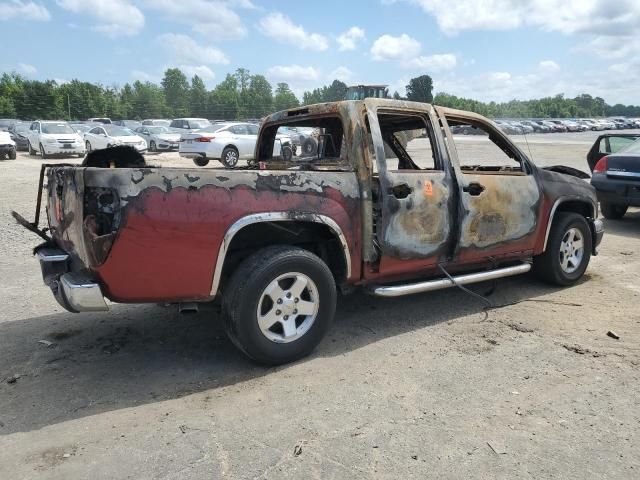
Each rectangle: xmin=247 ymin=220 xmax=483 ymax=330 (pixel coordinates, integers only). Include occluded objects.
xmin=593 ymin=155 xmax=608 ymax=173
xmin=195 ymin=136 xmax=214 ymax=143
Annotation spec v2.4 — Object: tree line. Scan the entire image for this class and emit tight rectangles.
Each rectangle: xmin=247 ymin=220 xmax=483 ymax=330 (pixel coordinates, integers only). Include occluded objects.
xmin=0 ymin=68 xmax=638 ymax=121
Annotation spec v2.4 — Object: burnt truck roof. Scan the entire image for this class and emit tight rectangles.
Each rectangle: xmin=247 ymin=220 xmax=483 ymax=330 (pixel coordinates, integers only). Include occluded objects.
xmin=263 ymin=99 xmax=490 ymax=127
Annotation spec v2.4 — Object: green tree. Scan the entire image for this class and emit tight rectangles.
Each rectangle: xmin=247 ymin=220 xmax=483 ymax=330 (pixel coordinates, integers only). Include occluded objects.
xmin=406 ymin=75 xmax=433 ymax=103
xmin=161 ymin=68 xmax=190 ymax=117
xmin=190 ymin=75 xmax=208 ymax=118
xmin=274 ymin=83 xmax=299 ymax=111
xmin=245 ymin=74 xmax=273 ymax=118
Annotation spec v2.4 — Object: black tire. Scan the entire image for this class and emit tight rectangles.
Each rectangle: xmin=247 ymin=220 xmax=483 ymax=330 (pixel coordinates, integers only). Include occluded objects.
xmin=39 ymin=143 xmax=48 ymax=159
xmin=85 ymin=140 xmax=92 ymax=153
xmin=281 ymin=144 xmax=293 ymax=161
xmin=149 ymin=140 xmax=156 ymax=152
xmin=193 ymin=157 xmax=209 ymax=167
xmin=301 ymin=138 xmax=317 ymax=156
xmin=223 ymin=245 xmax=337 ymax=365
xmin=28 ymin=141 xmax=36 ymax=156
xmin=533 ymin=212 xmax=592 ymax=286
xmin=9 ymin=148 xmax=16 ymax=160
xmin=221 ymin=146 xmax=239 ymax=168
xmin=600 ymin=202 xmax=627 ymax=220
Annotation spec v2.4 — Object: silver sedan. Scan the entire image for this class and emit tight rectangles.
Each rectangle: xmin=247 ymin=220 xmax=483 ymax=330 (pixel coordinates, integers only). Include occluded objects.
xmin=134 ymin=126 xmax=181 ymax=152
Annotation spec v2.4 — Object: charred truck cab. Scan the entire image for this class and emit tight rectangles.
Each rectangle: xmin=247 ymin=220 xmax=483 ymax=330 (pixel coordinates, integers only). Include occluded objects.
xmin=24 ymin=99 xmax=603 ymax=365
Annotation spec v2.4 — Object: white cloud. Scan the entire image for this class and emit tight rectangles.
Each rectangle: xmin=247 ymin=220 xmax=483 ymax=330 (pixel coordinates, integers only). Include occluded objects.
xmin=157 ymin=33 xmax=229 ymax=65
xmin=131 ymin=70 xmax=159 ymax=83
xmin=143 ymin=0 xmax=247 ymax=40
xmin=538 ymin=60 xmax=560 ymax=72
xmin=392 ymin=0 xmax=640 ymax=37
xmin=371 ymin=33 xmax=421 ymax=60
xmin=329 ymin=66 xmax=353 ymax=82
xmin=179 ymin=65 xmax=215 ymax=81
xmin=56 ymin=0 xmax=144 ymax=37
xmin=404 ymin=53 xmax=457 ymax=71
xmin=259 ymin=12 xmax=329 ymax=51
xmin=267 ymin=65 xmax=320 ymax=82
xmin=18 ymin=63 xmax=37 ymax=74
xmin=0 ymin=1 xmax=50 ymax=20
xmin=337 ymin=26 xmax=365 ymax=51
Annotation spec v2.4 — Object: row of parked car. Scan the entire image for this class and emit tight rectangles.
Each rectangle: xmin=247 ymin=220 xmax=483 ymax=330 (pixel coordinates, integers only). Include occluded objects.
xmin=453 ymin=117 xmax=640 ymax=135
xmin=0 ymin=116 xmax=319 ymax=167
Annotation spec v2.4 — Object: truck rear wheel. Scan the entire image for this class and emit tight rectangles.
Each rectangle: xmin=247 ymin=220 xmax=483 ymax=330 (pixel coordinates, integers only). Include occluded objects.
xmin=600 ymin=202 xmax=627 ymax=220
xmin=533 ymin=212 xmax=592 ymax=286
xmin=223 ymin=245 xmax=337 ymax=365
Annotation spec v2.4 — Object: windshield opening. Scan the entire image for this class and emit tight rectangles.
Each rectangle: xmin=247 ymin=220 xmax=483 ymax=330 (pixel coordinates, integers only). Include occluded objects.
xmin=41 ymin=123 xmax=75 ymax=134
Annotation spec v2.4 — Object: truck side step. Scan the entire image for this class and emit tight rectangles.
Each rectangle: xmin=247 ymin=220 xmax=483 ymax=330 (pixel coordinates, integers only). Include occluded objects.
xmin=369 ymin=262 xmax=532 ymax=298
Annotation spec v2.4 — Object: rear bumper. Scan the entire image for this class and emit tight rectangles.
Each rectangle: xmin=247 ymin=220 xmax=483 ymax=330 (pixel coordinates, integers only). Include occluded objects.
xmin=38 ymin=248 xmax=108 ymax=313
xmin=592 ymin=176 xmax=640 ymax=207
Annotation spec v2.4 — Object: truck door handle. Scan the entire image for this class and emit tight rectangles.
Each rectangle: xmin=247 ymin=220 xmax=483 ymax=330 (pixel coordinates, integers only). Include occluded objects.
xmin=389 ymin=183 xmax=412 ymax=199
xmin=463 ymin=182 xmax=485 ymax=196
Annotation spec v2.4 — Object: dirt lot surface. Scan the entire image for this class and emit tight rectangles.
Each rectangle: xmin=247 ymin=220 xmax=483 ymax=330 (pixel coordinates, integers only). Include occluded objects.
xmin=1 ymin=131 xmax=639 ymax=479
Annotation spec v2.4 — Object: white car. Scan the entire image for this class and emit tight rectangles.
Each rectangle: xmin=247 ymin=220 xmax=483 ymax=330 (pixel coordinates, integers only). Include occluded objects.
xmin=179 ymin=122 xmax=292 ymax=168
xmin=26 ymin=121 xmax=85 ymax=158
xmin=170 ymin=117 xmax=211 ymax=132
xmin=134 ymin=126 xmax=181 ymax=151
xmin=0 ymin=131 xmax=17 ymax=159
xmin=142 ymin=119 xmax=171 ymax=127
xmin=84 ymin=125 xmax=147 ymax=153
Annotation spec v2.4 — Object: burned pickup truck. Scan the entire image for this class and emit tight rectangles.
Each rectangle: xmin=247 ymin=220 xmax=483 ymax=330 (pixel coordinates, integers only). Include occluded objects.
xmin=21 ymin=99 xmax=603 ymax=364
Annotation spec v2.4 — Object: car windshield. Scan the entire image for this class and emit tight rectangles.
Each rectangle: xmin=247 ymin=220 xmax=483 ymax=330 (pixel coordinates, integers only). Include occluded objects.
xmin=148 ymin=126 xmax=171 ymax=134
xmin=189 ymin=120 xmax=210 ymax=129
xmin=618 ymin=138 xmax=640 ymax=154
xmin=105 ymin=126 xmax=134 ymax=136
xmin=41 ymin=123 xmax=75 ymax=134
xmin=13 ymin=124 xmax=29 ymax=133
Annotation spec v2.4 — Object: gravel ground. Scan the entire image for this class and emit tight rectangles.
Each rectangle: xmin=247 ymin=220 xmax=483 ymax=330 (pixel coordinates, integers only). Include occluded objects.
xmin=0 ymin=131 xmax=639 ymax=479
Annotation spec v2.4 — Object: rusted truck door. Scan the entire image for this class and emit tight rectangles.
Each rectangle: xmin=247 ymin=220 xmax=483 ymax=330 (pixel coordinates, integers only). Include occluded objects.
xmin=365 ymin=102 xmax=456 ymax=274
xmin=434 ymin=107 xmax=541 ymax=262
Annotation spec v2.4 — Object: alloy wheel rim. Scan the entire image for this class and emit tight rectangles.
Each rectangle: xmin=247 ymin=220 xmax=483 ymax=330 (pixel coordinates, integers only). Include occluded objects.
xmin=559 ymin=227 xmax=584 ymax=274
xmin=226 ymin=150 xmax=238 ymax=165
xmin=256 ymin=272 xmax=319 ymax=343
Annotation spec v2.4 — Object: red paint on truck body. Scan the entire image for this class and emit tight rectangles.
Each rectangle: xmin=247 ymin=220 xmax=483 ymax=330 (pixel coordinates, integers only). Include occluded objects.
xmin=95 ymin=184 xmax=360 ymax=303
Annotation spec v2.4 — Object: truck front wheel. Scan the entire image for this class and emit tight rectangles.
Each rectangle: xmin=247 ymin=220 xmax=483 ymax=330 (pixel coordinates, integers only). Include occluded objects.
xmin=223 ymin=245 xmax=337 ymax=365
xmin=533 ymin=212 xmax=592 ymax=286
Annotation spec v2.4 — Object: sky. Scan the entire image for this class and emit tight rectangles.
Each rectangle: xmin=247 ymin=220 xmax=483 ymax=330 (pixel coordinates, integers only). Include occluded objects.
xmin=1 ymin=0 xmax=639 ymax=104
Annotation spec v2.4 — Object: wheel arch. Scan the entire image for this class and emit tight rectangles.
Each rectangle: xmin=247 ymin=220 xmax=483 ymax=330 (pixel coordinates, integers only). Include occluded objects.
xmin=542 ymin=197 xmax=597 ymax=252
xmin=210 ymin=213 xmax=352 ymax=297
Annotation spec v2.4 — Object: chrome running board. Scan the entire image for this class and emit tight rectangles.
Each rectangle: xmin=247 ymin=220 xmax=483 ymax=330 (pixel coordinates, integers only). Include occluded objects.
xmin=369 ymin=262 xmax=531 ymax=298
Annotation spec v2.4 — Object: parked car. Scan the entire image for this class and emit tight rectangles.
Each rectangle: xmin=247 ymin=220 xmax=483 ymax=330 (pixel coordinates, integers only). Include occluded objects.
xmin=546 ymin=120 xmax=568 ymax=132
xmin=0 ymin=131 xmax=16 ymax=159
xmin=278 ymin=125 xmax=320 ymax=153
xmin=579 ymin=119 xmax=605 ymax=131
xmin=134 ymin=125 xmax=181 ymax=151
xmin=26 ymin=121 xmax=85 ymax=158
xmin=87 ymin=117 xmax=112 ymax=124
xmin=24 ymin=99 xmax=603 ymax=365
xmin=494 ymin=120 xmax=521 ymax=135
xmin=521 ymin=121 xmax=549 ymax=133
xmin=170 ymin=118 xmax=211 ymax=131
xmin=590 ymin=136 xmax=640 ymax=219
xmin=142 ymin=119 xmax=171 ymax=127
xmin=8 ymin=122 xmax=30 ymax=151
xmin=511 ymin=121 xmax=534 ymax=134
xmin=84 ymin=125 xmax=147 ymax=153
xmin=450 ymin=124 xmax=486 ymax=135
xmin=585 ymin=133 xmax=640 ymax=171
xmin=179 ymin=122 xmax=292 ymax=168
xmin=0 ymin=118 xmax=18 ymax=131
xmin=70 ymin=123 xmax=93 ymax=135
xmin=113 ymin=120 xmax=142 ymax=130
